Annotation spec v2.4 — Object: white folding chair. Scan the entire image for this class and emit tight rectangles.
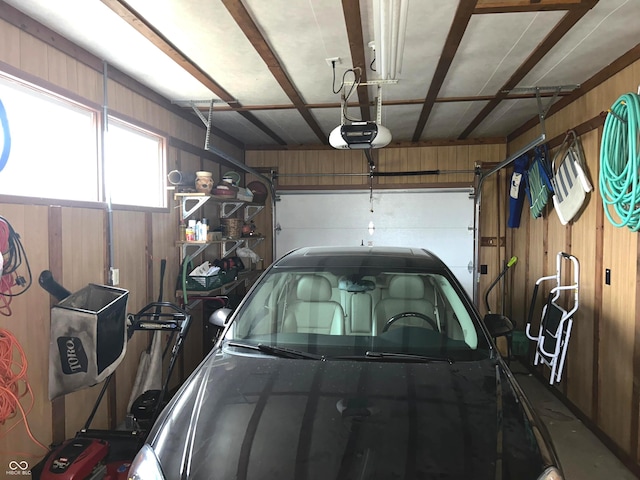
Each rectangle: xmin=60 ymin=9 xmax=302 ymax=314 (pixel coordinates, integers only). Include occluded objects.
xmin=525 ymin=252 xmax=579 ymax=385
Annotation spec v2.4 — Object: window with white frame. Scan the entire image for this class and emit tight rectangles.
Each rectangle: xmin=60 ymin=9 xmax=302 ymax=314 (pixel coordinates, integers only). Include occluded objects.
xmin=0 ymin=72 xmax=167 ymax=209
xmin=0 ymin=74 xmax=100 ymax=201
xmin=105 ymin=118 xmax=166 ymax=208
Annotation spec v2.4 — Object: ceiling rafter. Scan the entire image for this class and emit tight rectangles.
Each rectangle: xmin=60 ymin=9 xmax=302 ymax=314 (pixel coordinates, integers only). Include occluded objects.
xmin=458 ymin=0 xmax=598 ymax=139
xmin=100 ymin=0 xmax=287 ymax=146
xmin=341 ymin=0 xmax=371 ymax=123
xmin=411 ymin=0 xmax=479 ymax=142
xmin=474 ymin=0 xmax=592 ymax=14
xmin=221 ymin=0 xmax=327 ymax=144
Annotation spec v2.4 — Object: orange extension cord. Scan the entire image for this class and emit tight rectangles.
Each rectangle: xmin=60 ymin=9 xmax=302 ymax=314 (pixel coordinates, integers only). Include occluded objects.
xmin=0 ymin=328 xmax=48 ymax=454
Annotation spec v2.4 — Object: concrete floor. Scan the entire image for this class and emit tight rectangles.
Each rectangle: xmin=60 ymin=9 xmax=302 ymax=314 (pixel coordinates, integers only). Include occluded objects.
xmin=511 ymin=361 xmax=637 ymax=480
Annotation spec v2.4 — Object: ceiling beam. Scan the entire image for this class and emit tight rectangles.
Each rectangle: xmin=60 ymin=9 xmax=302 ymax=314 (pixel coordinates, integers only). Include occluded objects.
xmin=222 ymin=0 xmax=327 ymax=144
xmin=341 ymin=0 xmax=371 ymax=122
xmin=458 ymin=0 xmax=598 ymax=139
xmin=475 ymin=0 xmax=591 ymax=14
xmin=100 ymin=0 xmax=287 ymax=145
xmin=411 ymin=0 xmax=478 ymax=142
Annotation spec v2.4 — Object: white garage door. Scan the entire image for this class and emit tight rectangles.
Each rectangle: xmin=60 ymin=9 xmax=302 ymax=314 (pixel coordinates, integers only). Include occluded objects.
xmin=274 ymin=188 xmax=475 ymax=296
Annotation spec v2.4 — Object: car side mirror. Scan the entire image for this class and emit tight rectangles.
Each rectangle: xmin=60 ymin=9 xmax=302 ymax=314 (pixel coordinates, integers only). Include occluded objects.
xmin=209 ymin=308 xmax=232 ymax=327
xmin=483 ymin=313 xmax=514 ymax=338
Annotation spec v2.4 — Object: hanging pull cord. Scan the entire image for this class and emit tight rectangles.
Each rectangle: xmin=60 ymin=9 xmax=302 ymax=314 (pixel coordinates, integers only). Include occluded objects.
xmin=366 ymin=148 xmax=375 ymax=212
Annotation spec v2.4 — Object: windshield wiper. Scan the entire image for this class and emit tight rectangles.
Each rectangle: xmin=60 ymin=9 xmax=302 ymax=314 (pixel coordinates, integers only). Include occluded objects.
xmin=365 ymin=351 xmax=454 ymax=364
xmin=227 ymin=342 xmax=325 ymax=360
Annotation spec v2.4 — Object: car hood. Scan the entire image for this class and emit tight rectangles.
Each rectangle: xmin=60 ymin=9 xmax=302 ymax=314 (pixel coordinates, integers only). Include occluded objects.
xmin=149 ymin=350 xmax=554 ymax=480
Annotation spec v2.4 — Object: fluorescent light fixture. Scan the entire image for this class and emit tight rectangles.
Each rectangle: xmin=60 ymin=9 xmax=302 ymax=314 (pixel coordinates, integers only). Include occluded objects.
xmin=373 ymin=0 xmax=409 ymax=80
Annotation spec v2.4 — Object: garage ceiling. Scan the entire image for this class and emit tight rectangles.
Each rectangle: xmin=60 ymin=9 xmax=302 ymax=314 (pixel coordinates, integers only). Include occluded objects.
xmin=2 ymin=0 xmax=639 ymax=149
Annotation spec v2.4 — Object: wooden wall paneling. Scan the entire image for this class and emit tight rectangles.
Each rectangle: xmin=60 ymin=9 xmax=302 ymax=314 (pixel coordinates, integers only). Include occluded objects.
xmin=46 ymin=205 xmax=66 ymax=445
xmin=478 ymin=173 xmax=500 ymax=317
xmin=420 ymin=145 xmax=438 ymax=185
xmin=0 ymin=19 xmax=20 ymax=65
xmin=59 ymin=207 xmax=109 ymax=434
xmin=599 ymin=219 xmax=636 ymax=454
xmin=389 ymin=147 xmax=405 ymax=186
xmin=396 ymin=147 xmax=410 ymax=185
xmin=526 ymin=205 xmax=547 ymax=367
xmin=0 ymin=205 xmax=51 ymax=466
xmin=352 ymin=149 xmax=368 ymax=186
xmin=318 ymin=150 xmax=334 ymax=187
xmin=454 ymin=145 xmax=471 ymax=185
xmin=406 ymin=147 xmax=421 ymax=185
xmin=18 ymin=29 xmax=47 ymax=79
xmin=146 ymin=99 xmax=170 ymax=133
xmin=564 ymin=129 xmax=598 ymax=415
xmin=110 ymin=210 xmax=149 ymax=424
xmin=46 ymin=45 xmax=72 ymax=90
xmin=75 ymin=61 xmax=103 ymax=105
xmin=333 ymin=149 xmax=348 ymax=186
xmin=304 ymin=150 xmax=321 ymax=186
xmin=636 ymin=232 xmax=640 ymax=463
xmin=436 ymin=146 xmax=454 ymax=184
xmin=108 ymin=80 xmax=134 ymax=118
xmin=497 ymin=168 xmax=508 ymax=316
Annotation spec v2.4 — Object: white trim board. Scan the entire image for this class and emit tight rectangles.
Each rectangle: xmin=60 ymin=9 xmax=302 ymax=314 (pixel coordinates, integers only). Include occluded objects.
xmin=274 ymin=188 xmax=475 ymax=296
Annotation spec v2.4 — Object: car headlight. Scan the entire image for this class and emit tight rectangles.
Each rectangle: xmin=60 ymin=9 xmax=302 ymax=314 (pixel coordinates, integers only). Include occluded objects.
xmin=537 ymin=466 xmax=563 ymax=480
xmin=128 ymin=444 xmax=165 ymax=480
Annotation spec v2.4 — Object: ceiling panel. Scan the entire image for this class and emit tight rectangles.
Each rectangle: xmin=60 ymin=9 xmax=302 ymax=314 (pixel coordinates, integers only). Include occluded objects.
xmin=421 ymin=101 xmax=492 ymax=140
xmin=4 ymin=0 xmax=212 ymax=102
xmin=518 ymin=0 xmax=640 ymax=89
xmin=251 ymin=109 xmax=325 ymax=146
xmin=243 ymin=0 xmax=351 ymax=105
xmin=124 ymin=0 xmax=291 ymax=105
xmin=363 ymin=0 xmax=460 ymax=102
xmin=439 ymin=10 xmax=566 ymax=97
xmin=470 ymin=98 xmax=542 ymax=138
xmin=208 ymin=110 xmax=281 ymax=147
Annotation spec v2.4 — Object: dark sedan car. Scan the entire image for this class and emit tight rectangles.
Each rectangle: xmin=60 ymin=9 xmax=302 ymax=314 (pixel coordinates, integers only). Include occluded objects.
xmin=128 ymin=246 xmax=563 ymax=480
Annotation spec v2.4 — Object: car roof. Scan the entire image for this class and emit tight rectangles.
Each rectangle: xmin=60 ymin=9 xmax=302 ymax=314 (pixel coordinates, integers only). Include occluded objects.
xmin=273 ymin=246 xmax=450 ymax=271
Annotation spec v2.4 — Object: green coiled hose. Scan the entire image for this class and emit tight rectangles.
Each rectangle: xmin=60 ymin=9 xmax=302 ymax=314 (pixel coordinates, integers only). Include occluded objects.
xmin=599 ymin=92 xmax=640 ymax=230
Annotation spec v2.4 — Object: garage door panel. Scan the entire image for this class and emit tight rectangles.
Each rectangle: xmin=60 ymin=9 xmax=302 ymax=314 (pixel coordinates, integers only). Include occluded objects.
xmin=275 ymin=189 xmax=474 ymax=296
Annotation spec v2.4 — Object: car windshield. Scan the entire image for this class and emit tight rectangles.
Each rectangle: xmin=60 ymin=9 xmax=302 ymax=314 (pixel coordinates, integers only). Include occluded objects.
xmin=222 ymin=265 xmax=491 ymax=362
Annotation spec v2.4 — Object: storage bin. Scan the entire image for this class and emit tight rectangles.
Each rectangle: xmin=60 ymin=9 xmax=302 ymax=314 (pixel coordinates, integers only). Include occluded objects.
xmin=186 ymin=268 xmax=238 ymax=291
xmin=221 ymin=218 xmax=242 ymax=238
xmin=49 ymin=284 xmax=129 ymax=399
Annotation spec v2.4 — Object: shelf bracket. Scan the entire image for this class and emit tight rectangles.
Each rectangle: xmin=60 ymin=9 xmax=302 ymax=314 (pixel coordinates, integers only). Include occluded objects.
xmin=244 ymin=205 xmax=264 ymax=222
xmin=177 ymin=195 xmax=211 ymax=220
xmin=181 ymin=242 xmax=210 ymax=264
xmin=220 ymin=202 xmax=244 ymax=218
xmin=221 ymin=239 xmax=244 ymax=257
xmin=245 ymin=237 xmax=264 ymax=250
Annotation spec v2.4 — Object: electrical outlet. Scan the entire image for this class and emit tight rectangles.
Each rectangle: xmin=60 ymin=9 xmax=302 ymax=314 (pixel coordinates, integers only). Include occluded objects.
xmin=110 ymin=267 xmax=120 ymax=286
xmin=325 ymin=57 xmax=341 ymax=67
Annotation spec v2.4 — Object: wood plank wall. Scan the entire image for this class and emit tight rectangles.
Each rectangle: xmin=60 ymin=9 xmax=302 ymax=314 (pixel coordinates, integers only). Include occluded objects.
xmin=507 ymin=58 xmax=640 ymax=473
xmin=0 ymin=14 xmax=236 ymax=467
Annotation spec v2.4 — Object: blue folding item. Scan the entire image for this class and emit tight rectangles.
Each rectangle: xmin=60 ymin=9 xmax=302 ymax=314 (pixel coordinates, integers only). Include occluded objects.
xmin=525 ymin=145 xmax=554 ymax=219
xmin=508 ymin=153 xmax=530 ymax=228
